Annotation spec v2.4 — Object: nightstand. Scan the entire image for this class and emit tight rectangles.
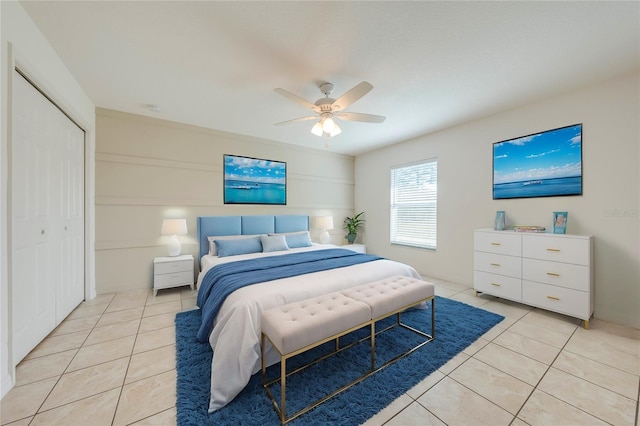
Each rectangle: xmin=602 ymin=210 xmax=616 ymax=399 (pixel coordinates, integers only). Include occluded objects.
xmin=153 ymin=254 xmax=194 ymax=296
xmin=343 ymin=244 xmax=366 ymax=254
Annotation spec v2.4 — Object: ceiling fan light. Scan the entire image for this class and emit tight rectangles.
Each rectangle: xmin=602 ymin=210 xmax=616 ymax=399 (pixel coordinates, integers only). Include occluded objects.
xmin=328 ymin=124 xmax=342 ymax=137
xmin=311 ymin=121 xmax=323 ymax=136
xmin=322 ymin=116 xmax=336 ymax=133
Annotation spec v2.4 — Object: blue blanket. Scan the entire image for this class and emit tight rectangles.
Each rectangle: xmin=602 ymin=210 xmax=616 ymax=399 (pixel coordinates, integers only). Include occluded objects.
xmin=196 ymin=248 xmax=382 ymax=342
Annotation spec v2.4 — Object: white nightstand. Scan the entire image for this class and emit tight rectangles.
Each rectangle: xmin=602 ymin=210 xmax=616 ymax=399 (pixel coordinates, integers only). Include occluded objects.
xmin=153 ymin=254 xmax=194 ymax=296
xmin=343 ymin=244 xmax=366 ymax=254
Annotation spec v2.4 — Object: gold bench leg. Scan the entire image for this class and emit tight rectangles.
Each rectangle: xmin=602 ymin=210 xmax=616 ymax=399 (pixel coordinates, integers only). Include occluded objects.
xmin=370 ymin=322 xmax=375 ymax=370
xmin=280 ymin=356 xmax=286 ymax=424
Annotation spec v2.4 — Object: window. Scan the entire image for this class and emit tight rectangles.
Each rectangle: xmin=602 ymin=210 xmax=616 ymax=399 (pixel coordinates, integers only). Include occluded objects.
xmin=390 ymin=159 xmax=438 ymax=249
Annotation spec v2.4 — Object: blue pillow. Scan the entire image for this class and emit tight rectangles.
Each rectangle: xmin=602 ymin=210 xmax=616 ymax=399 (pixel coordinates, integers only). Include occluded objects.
xmin=215 ymin=236 xmax=262 ymax=257
xmin=261 ymin=235 xmax=289 ymax=252
xmin=284 ymin=232 xmax=312 ymax=248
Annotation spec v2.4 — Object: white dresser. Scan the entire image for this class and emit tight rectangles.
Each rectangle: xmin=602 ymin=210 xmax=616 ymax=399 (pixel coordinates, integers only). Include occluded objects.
xmin=474 ymin=229 xmax=593 ymax=328
xmin=153 ymin=254 xmax=194 ymax=296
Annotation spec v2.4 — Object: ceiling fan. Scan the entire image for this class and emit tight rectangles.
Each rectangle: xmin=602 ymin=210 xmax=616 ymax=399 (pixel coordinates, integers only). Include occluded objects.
xmin=274 ymin=81 xmax=385 ymax=138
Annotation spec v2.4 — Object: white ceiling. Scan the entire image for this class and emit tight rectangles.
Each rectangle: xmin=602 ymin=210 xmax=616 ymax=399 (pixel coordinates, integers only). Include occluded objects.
xmin=20 ymin=1 xmax=639 ymax=156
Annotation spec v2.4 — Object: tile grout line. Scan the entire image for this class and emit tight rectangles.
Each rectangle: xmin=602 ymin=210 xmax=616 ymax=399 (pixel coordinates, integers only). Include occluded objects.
xmin=28 ymin=295 xmax=113 ymax=422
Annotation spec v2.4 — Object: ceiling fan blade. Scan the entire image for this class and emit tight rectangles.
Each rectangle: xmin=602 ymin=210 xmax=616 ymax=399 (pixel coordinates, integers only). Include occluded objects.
xmin=274 ymin=116 xmax=318 ymax=126
xmin=331 ymin=81 xmax=374 ymax=111
xmin=336 ymin=112 xmax=386 ymax=123
xmin=274 ymin=88 xmax=320 ymax=112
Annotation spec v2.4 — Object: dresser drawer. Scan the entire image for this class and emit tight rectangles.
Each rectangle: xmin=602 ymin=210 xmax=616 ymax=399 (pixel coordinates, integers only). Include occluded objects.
xmin=522 ymin=235 xmax=589 ymax=265
xmin=474 ymin=251 xmax=521 ymax=278
xmin=474 ymin=231 xmax=521 ymax=256
xmin=154 ymin=270 xmax=193 ymax=288
xmin=522 ymin=280 xmax=591 ymax=320
xmin=522 ymin=258 xmax=589 ymax=291
xmin=474 ymin=271 xmax=521 ymax=301
xmin=155 ymin=259 xmax=192 ymax=275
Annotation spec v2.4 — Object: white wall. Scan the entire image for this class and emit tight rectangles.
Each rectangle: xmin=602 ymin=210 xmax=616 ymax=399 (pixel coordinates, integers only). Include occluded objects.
xmin=95 ymin=109 xmax=356 ymax=293
xmin=0 ymin=1 xmax=96 ymax=398
xmin=356 ymin=72 xmax=639 ymax=328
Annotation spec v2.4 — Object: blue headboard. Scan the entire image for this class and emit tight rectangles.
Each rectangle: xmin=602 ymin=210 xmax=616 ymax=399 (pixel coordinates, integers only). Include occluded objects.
xmin=196 ymin=215 xmax=309 ymax=266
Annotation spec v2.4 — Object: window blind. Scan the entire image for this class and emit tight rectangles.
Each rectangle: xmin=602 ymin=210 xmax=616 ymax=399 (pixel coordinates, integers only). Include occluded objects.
xmin=390 ymin=159 xmax=438 ymax=249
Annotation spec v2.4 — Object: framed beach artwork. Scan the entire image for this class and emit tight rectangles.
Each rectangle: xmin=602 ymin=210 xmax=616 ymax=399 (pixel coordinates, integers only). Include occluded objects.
xmin=493 ymin=124 xmax=583 ymax=200
xmin=223 ymin=154 xmax=287 ymax=205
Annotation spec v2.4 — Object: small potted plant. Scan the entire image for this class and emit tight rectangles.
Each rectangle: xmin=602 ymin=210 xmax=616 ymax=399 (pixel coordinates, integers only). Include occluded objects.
xmin=343 ymin=212 xmax=365 ymax=244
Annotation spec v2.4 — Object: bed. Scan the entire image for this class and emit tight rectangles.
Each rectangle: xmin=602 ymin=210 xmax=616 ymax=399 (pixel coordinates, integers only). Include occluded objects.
xmin=195 ymin=215 xmax=422 ymax=413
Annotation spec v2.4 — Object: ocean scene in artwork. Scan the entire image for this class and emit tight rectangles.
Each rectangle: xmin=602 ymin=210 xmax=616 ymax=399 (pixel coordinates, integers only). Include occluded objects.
xmin=224 ymin=155 xmax=286 ymax=204
xmin=493 ymin=124 xmax=582 ymax=199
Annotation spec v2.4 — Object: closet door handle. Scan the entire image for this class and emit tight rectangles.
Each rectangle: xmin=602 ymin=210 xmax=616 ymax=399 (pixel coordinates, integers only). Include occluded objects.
xmin=41 ymin=229 xmax=46 ymax=235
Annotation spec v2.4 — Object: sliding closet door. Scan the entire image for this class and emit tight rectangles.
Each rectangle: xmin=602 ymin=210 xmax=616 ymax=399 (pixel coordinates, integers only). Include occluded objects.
xmin=56 ymin=99 xmax=85 ymax=323
xmin=11 ymin=70 xmax=85 ymax=362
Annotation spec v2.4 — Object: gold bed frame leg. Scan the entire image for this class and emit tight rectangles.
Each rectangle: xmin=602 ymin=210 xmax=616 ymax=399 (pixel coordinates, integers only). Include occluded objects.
xmin=583 ymin=319 xmax=589 ymax=330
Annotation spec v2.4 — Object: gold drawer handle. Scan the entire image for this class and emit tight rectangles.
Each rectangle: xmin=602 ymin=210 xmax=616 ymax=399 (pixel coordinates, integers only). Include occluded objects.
xmin=490 ymin=263 xmax=501 ymax=267
xmin=547 ymin=296 xmax=560 ymax=301
xmin=546 ymin=272 xmax=560 ymax=277
xmin=546 ymin=248 xmax=561 ymax=252
xmin=491 ymin=242 xmax=501 ymax=246
xmin=491 ymin=283 xmax=501 ymax=287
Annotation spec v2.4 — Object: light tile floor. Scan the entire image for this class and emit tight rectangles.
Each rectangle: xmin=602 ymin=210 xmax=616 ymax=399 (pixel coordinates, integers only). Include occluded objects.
xmin=1 ymin=278 xmax=639 ymax=425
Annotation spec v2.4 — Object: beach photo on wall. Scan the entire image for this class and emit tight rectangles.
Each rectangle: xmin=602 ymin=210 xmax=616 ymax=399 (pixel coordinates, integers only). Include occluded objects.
xmin=223 ymin=154 xmax=287 ymax=205
xmin=493 ymin=124 xmax=582 ymax=200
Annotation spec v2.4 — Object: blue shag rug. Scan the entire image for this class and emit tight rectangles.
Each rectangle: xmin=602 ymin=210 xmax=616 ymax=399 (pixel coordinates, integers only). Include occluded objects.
xmin=175 ymin=296 xmax=504 ymax=425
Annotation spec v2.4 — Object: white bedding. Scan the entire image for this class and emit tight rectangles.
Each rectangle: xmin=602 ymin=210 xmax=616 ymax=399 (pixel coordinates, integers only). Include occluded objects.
xmin=196 ymin=244 xmax=421 ymax=413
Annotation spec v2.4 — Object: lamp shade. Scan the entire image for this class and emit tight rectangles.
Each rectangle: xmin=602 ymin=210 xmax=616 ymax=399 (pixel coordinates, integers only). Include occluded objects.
xmin=313 ymin=216 xmax=334 ymax=231
xmin=161 ymin=219 xmax=188 ymax=236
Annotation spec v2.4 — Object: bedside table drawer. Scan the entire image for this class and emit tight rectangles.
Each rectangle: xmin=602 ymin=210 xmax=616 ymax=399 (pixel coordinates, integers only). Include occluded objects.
xmin=155 ymin=259 xmax=192 ymax=275
xmin=154 ymin=270 xmax=193 ymax=288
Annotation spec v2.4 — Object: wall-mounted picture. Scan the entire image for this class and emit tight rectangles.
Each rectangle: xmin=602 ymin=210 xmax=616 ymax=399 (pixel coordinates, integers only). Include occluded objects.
xmin=223 ymin=154 xmax=287 ymax=205
xmin=493 ymin=124 xmax=582 ymax=199
xmin=553 ymin=211 xmax=568 ymax=234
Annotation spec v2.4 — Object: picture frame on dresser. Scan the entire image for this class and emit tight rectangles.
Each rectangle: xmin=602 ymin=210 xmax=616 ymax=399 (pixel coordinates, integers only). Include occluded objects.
xmin=553 ymin=211 xmax=568 ymax=234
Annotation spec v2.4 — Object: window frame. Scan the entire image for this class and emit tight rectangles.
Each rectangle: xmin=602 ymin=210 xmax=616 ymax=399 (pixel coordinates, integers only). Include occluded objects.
xmin=390 ymin=158 xmax=438 ymax=250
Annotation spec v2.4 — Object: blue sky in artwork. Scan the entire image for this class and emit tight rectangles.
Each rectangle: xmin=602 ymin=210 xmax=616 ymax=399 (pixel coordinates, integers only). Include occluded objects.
xmin=493 ymin=125 xmax=582 ymax=184
xmin=224 ymin=155 xmax=286 ymax=184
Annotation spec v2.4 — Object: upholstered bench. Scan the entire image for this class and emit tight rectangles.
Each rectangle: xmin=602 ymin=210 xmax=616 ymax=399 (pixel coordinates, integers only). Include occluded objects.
xmin=261 ymin=276 xmax=435 ymax=424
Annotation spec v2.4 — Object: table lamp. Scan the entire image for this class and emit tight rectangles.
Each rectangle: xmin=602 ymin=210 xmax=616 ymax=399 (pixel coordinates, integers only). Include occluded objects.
xmin=161 ymin=219 xmax=188 ymax=256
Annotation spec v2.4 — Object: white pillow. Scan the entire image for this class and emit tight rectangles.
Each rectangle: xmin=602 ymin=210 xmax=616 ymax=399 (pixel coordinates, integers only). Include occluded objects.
xmin=260 ymin=234 xmax=290 ymax=253
xmin=208 ymin=235 xmax=263 ymax=256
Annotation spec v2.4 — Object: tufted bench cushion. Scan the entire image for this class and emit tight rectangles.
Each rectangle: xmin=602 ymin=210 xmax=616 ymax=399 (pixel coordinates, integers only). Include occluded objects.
xmin=262 ymin=292 xmax=371 ymax=356
xmin=340 ymin=276 xmax=435 ymax=320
